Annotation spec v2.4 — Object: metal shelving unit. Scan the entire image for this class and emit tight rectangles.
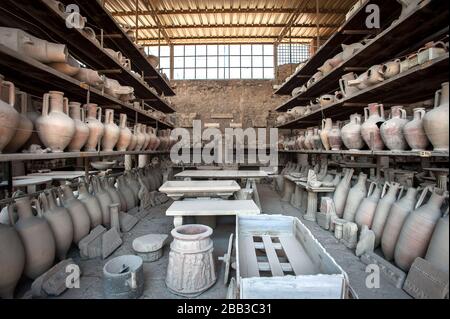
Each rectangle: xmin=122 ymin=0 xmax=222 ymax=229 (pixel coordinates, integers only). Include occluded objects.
xmin=279 ymin=149 xmax=449 ymax=158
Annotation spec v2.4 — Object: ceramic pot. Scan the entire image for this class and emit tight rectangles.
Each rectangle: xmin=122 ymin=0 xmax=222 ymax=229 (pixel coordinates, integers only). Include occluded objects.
xmin=395 ymin=188 xmax=445 ymax=271
xmin=22 ymin=98 xmax=44 ymax=149
xmin=147 ymin=127 xmax=159 ymax=150
xmin=423 ymin=82 xmax=449 ymax=151
xmin=403 ymin=108 xmax=430 ymax=151
xmin=67 ymin=102 xmax=89 ymax=152
xmin=381 ymin=187 xmax=419 ymax=261
xmin=328 ymin=123 xmax=343 ymax=151
xmin=296 ymin=131 xmax=306 ymax=150
xmin=320 ymin=119 xmax=332 ymax=151
xmin=141 ymin=125 xmax=151 ymax=150
xmin=92 ymin=176 xmax=113 ymax=228
xmin=318 ymin=60 xmax=334 ymax=75
xmin=381 ymin=59 xmax=401 ymax=79
xmin=36 ymin=91 xmax=75 ymax=152
xmin=307 ymin=71 xmax=323 ymax=88
xmin=116 ymin=114 xmax=132 ymax=152
xmin=9 ymin=196 xmax=55 ymax=279
xmin=425 ymin=214 xmax=449 ymax=273
xmin=117 ymin=175 xmax=136 ymax=210
xmin=366 ymin=65 xmax=385 ymax=86
xmin=4 ymin=91 xmax=32 ymax=153
xmin=328 ymin=52 xmax=344 ymax=68
xmin=0 ymin=80 xmax=20 ymax=153
xmin=49 ymin=55 xmax=81 ymax=76
xmin=102 ymin=109 xmax=120 ymax=151
xmin=74 ymin=68 xmax=104 ymax=87
xmin=38 ymin=190 xmax=73 ymax=261
xmin=84 ymin=104 xmax=104 ymax=152
xmin=312 ymin=128 xmax=322 ymax=150
xmin=303 ymin=128 xmax=314 ymax=150
xmin=317 ymin=95 xmax=335 ymax=107
xmin=0 ymin=27 xmax=68 ymax=63
xmin=418 ymin=41 xmax=447 ymax=65
xmin=333 ymin=168 xmax=354 ymax=218
xmin=361 ymin=103 xmax=385 ymax=151
xmin=341 ymin=113 xmax=365 ymax=150
xmin=127 ymin=127 xmax=138 ymax=151
xmin=354 ymin=182 xmax=382 ymax=229
xmin=165 ymin=224 xmax=216 ymax=297
xmin=372 ymin=182 xmax=402 ymax=247
xmin=343 ymin=173 xmax=367 ymax=222
xmin=348 ymin=71 xmax=371 ymax=90
xmin=342 ymin=41 xmax=365 ymax=60
xmin=58 ymin=185 xmax=91 ymax=244
xmin=126 ymin=171 xmax=141 ymax=202
xmin=134 ymin=124 xmax=145 ymax=151
xmin=78 ymin=181 xmax=103 ymax=228
xmin=339 ymin=72 xmax=359 ymax=97
xmin=102 ymin=178 xmax=123 ymax=211
xmin=0 ymin=223 xmax=25 ymax=299
xmin=380 ymin=105 xmax=409 ymax=151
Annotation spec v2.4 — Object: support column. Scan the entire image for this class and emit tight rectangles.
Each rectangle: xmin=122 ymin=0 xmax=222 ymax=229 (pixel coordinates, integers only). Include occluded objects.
xmin=138 ymin=155 xmax=149 ymax=168
xmin=304 ymin=190 xmax=318 ymax=222
xmin=170 ymin=44 xmax=175 ymax=81
xmin=281 ymin=178 xmax=295 ymax=202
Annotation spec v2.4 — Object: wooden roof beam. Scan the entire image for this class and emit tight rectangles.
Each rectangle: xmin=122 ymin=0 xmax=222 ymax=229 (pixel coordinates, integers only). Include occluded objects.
xmin=276 ymin=1 xmax=311 ymax=45
xmin=142 ymin=0 xmax=172 ymax=45
xmin=137 ymin=23 xmax=340 ymax=30
xmin=138 ymin=35 xmax=316 ymax=41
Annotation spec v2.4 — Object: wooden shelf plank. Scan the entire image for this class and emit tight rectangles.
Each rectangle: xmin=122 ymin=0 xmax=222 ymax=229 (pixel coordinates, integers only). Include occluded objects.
xmin=0 ymin=44 xmax=173 ymax=129
xmin=278 ymin=150 xmax=449 ymax=158
xmin=277 ymin=54 xmax=449 ymax=129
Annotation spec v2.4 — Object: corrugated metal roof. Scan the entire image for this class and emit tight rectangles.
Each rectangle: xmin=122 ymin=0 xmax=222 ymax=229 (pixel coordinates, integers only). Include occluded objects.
xmin=104 ymin=0 xmax=356 ymax=45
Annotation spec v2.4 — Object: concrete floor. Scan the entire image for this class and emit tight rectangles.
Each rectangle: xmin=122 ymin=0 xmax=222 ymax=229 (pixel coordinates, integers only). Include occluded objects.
xmin=18 ymin=183 xmax=411 ymax=299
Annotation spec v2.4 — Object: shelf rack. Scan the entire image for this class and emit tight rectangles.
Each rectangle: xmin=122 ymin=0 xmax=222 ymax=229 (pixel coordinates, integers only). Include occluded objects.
xmin=275 ymin=0 xmax=403 ymax=96
xmin=277 ymin=54 xmax=449 ymax=129
xmin=59 ymin=0 xmax=175 ymax=97
xmin=279 ymin=149 xmax=449 ymax=158
xmin=0 ymin=0 xmax=175 ymax=113
xmin=0 ymin=44 xmax=173 ymax=129
xmin=275 ymin=0 xmax=449 ymax=112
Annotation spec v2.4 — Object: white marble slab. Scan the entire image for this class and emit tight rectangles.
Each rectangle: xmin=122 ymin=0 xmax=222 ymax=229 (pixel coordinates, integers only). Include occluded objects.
xmin=159 ymin=180 xmax=241 ymax=200
xmin=175 ymin=170 xmax=268 ymax=179
xmin=166 ymin=199 xmax=260 ymax=217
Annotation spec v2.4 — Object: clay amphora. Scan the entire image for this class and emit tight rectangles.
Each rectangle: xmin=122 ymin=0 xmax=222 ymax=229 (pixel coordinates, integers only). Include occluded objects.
xmin=366 ymin=65 xmax=385 ymax=85
xmin=0 ymin=27 xmax=68 ymax=63
xmin=403 ymin=108 xmax=430 ymax=151
xmin=117 ymin=175 xmax=136 ymax=210
xmin=74 ymin=68 xmax=104 ymax=87
xmin=328 ymin=122 xmax=343 ymax=151
xmin=134 ymin=124 xmax=145 ymax=151
xmin=116 ymin=114 xmax=132 ymax=152
xmin=425 ymin=214 xmax=449 ymax=273
xmin=395 ymin=188 xmax=445 ymax=271
xmin=22 ymin=98 xmax=44 ymax=149
xmin=58 ymin=185 xmax=90 ymax=244
xmin=296 ymin=131 xmax=306 ymax=150
xmin=372 ymin=182 xmax=402 ymax=247
xmin=147 ymin=127 xmax=159 ymax=150
xmin=333 ymin=168 xmax=354 ymax=218
xmin=342 ymin=42 xmax=365 ymax=60
xmin=312 ymin=128 xmax=322 ymax=150
xmin=67 ymin=102 xmax=89 ymax=152
xmin=9 ymin=196 xmax=55 ymax=279
xmin=317 ymin=95 xmax=335 ymax=107
xmin=0 ymin=80 xmax=20 ymax=153
xmin=38 ymin=191 xmax=73 ymax=261
xmin=303 ymin=128 xmax=314 ymax=150
xmin=347 ymin=71 xmax=371 ymax=90
xmin=78 ymin=181 xmax=103 ymax=228
xmin=361 ymin=103 xmax=385 ymax=151
xmin=141 ymin=125 xmax=151 ymax=150
xmin=341 ymin=113 xmax=365 ymax=150
xmin=102 ymin=109 xmax=120 ymax=151
xmin=343 ymin=173 xmax=367 ymax=222
xmin=36 ymin=91 xmax=75 ymax=152
xmin=49 ymin=54 xmax=80 ymax=77
xmin=381 ymin=59 xmax=401 ymax=79
xmin=328 ymin=52 xmax=344 ymax=68
xmin=354 ymin=182 xmax=382 ymax=229
xmin=423 ymin=82 xmax=449 ymax=151
xmin=92 ymin=176 xmax=113 ymax=228
xmin=0 ymin=223 xmax=25 ymax=299
xmin=381 ymin=187 xmax=419 ymax=261
xmin=106 ymin=177 xmax=127 ymax=212
xmin=127 ymin=127 xmax=138 ymax=151
xmin=339 ymin=72 xmax=359 ymax=97
xmin=380 ymin=105 xmax=409 ymax=151
xmin=84 ymin=104 xmax=104 ymax=152
xmin=4 ymin=91 xmax=32 ymax=153
xmin=320 ymin=119 xmax=332 ymax=151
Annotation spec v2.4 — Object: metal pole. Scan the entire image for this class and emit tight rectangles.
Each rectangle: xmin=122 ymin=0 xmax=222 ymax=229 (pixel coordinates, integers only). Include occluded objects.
xmin=135 ymin=0 xmax=139 ymax=42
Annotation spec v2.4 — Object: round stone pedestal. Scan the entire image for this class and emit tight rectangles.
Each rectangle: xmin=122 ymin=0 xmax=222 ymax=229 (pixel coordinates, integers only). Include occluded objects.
xmin=165 ymin=224 xmax=216 ymax=297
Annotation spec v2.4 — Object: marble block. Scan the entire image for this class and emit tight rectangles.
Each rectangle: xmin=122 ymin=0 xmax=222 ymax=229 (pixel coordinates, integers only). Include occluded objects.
xmin=361 ymin=252 xmax=407 ymax=289
xmin=133 ymin=234 xmax=169 ymax=262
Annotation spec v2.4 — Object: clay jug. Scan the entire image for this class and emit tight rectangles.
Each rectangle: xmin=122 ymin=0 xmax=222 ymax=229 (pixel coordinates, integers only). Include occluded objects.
xmin=296 ymin=131 xmax=306 ymax=150
xmin=303 ymin=128 xmax=314 ymax=150
xmin=22 ymin=97 xmax=44 ymax=149
xmin=366 ymin=65 xmax=385 ymax=85
xmin=0 ymin=223 xmax=25 ymax=299
xmin=92 ymin=176 xmax=113 ymax=228
xmin=125 ymin=171 xmax=141 ymax=204
xmin=380 ymin=105 xmax=409 ymax=151
xmin=38 ymin=191 xmax=73 ymax=261
xmin=381 ymin=59 xmax=401 ymax=79
xmin=9 ymin=196 xmax=55 ymax=279
xmin=381 ymin=187 xmax=419 ymax=261
xmin=67 ymin=102 xmax=89 ymax=152
xmin=78 ymin=181 xmax=103 ymax=228
xmin=106 ymin=177 xmax=127 ymax=212
xmin=425 ymin=214 xmax=449 ymax=273
xmin=127 ymin=126 xmax=138 ymax=151
xmin=333 ymin=168 xmax=354 ymax=218
xmin=102 ymin=109 xmax=120 ymax=151
xmin=372 ymin=182 xmax=402 ymax=247
xmin=339 ymin=72 xmax=358 ymax=96
xmin=423 ymin=82 xmax=449 ymax=151
xmin=355 ymin=182 xmax=382 ymax=229
xmin=395 ymin=188 xmax=445 ymax=271
xmin=116 ymin=114 xmax=132 ymax=152
xmin=147 ymin=127 xmax=158 ymax=150
xmin=403 ymin=108 xmax=430 ymax=151
xmin=328 ymin=122 xmax=343 ymax=151
xmin=117 ymin=175 xmax=136 ymax=210
xmin=0 ymin=80 xmax=20 ymax=153
xmin=341 ymin=113 xmax=365 ymax=150
xmin=84 ymin=104 xmax=104 ymax=151
xmin=320 ymin=119 xmax=332 ymax=151
xmin=348 ymin=71 xmax=371 ymax=90
xmin=342 ymin=42 xmax=365 ymax=60
xmin=134 ymin=124 xmax=145 ymax=151
xmin=4 ymin=91 xmax=33 ymax=153
xmin=141 ymin=124 xmax=151 ymax=150
xmin=361 ymin=103 xmax=385 ymax=151
xmin=74 ymin=68 xmax=105 ymax=87
xmin=343 ymin=173 xmax=367 ymax=222
xmin=36 ymin=91 xmax=75 ymax=152
xmin=58 ymin=185 xmax=90 ymax=244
